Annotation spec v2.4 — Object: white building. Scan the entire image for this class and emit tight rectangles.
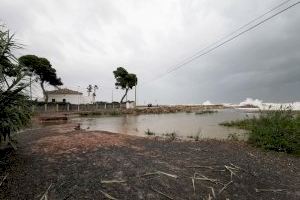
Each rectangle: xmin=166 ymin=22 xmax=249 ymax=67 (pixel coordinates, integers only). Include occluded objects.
xmin=46 ymin=88 xmax=92 ymax=104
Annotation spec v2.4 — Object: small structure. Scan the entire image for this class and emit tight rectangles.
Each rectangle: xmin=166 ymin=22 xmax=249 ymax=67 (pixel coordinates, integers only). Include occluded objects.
xmin=46 ymin=88 xmax=83 ymax=104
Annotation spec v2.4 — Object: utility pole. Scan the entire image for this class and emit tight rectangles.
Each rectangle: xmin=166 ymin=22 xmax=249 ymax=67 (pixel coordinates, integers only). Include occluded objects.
xmin=134 ymin=84 xmax=137 ymax=107
xmin=111 ymin=89 xmax=114 ymax=103
xmin=29 ymin=75 xmax=32 ymax=100
xmin=77 ymin=86 xmax=80 ymax=111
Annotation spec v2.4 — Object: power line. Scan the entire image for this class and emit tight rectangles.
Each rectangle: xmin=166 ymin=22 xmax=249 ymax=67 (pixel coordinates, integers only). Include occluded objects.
xmin=143 ymin=1 xmax=299 ymax=85
xmin=163 ymin=0 xmax=292 ymax=75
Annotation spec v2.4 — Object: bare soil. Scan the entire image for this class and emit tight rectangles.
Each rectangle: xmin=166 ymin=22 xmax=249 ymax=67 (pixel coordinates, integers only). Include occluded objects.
xmin=0 ymin=123 xmax=299 ymax=200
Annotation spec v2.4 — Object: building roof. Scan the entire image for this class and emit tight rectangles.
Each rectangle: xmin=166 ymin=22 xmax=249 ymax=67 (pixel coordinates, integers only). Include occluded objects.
xmin=46 ymin=88 xmax=83 ymax=95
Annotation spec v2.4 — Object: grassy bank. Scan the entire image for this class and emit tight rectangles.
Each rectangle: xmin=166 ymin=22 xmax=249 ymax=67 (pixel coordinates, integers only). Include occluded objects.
xmin=220 ymin=109 xmax=300 ymax=155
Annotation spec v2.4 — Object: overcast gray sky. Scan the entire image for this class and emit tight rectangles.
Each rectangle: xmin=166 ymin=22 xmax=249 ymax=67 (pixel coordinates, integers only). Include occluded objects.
xmin=1 ymin=0 xmax=299 ymax=104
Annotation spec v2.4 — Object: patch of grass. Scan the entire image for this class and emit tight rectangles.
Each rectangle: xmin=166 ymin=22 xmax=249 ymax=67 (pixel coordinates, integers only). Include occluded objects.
xmin=163 ymin=131 xmax=177 ymax=141
xmin=195 ymin=110 xmax=217 ymax=115
xmin=220 ymin=107 xmax=300 ymax=155
xmin=220 ymin=118 xmax=253 ymax=130
xmin=227 ymin=133 xmax=239 ymax=141
xmin=188 ymin=130 xmax=202 ymax=141
xmin=145 ymin=129 xmax=156 ymax=136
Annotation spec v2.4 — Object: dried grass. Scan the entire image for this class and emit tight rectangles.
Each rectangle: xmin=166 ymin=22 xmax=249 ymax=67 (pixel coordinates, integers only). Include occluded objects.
xmin=31 ymin=131 xmax=132 ymax=154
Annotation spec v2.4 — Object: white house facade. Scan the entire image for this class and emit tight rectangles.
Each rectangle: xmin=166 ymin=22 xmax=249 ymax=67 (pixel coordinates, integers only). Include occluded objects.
xmin=46 ymin=88 xmax=92 ymax=104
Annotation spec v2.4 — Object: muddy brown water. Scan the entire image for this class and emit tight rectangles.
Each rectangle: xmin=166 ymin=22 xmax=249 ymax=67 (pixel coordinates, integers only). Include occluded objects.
xmin=72 ymin=109 xmax=255 ymax=140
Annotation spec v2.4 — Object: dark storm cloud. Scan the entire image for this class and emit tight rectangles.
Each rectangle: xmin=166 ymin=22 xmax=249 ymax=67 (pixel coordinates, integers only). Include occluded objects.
xmin=1 ymin=0 xmax=299 ymax=104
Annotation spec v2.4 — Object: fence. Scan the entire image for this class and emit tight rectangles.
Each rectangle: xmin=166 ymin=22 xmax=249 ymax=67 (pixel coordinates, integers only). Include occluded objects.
xmin=31 ymin=102 xmax=125 ymax=113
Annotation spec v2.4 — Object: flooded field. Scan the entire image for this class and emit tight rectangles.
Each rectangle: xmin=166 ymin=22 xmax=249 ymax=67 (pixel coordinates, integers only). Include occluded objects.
xmin=73 ymin=109 xmax=255 ymax=140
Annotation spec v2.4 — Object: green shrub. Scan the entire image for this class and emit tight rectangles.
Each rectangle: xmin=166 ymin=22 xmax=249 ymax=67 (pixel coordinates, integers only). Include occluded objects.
xmin=163 ymin=131 xmax=177 ymax=141
xmin=220 ymin=117 xmax=254 ymax=130
xmin=188 ymin=130 xmax=201 ymax=141
xmin=145 ymin=129 xmax=155 ymax=136
xmin=220 ymin=108 xmax=300 ymax=155
xmin=227 ymin=133 xmax=239 ymax=141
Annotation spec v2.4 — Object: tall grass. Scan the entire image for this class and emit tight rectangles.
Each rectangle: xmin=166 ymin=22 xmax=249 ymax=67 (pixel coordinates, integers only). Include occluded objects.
xmin=220 ymin=107 xmax=300 ymax=155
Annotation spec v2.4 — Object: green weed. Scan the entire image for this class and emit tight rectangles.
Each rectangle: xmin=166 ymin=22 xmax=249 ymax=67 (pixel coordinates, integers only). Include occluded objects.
xmin=220 ymin=107 xmax=300 ymax=155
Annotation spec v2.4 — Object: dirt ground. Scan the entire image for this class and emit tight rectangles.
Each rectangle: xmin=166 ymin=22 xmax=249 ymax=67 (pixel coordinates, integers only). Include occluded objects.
xmin=0 ymin=123 xmax=299 ymax=200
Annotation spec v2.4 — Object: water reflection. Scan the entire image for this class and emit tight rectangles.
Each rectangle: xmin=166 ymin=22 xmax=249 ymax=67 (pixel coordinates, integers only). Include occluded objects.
xmin=74 ymin=109 xmax=255 ymax=140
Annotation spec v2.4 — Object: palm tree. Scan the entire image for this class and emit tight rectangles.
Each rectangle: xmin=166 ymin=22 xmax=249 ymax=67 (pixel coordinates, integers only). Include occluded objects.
xmin=92 ymin=85 xmax=99 ymax=103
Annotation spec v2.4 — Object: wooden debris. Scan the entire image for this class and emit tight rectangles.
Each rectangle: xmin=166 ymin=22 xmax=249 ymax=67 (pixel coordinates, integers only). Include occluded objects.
xmin=219 ymin=181 xmax=233 ymax=194
xmin=157 ymin=171 xmax=178 ymax=179
xmin=139 ymin=172 xmax=158 ymax=177
xmin=0 ymin=173 xmax=8 ymax=187
xmin=139 ymin=171 xmax=177 ymax=179
xmin=247 ymin=152 xmax=256 ymax=158
xmin=39 ymin=183 xmax=52 ymax=200
xmin=229 ymin=163 xmax=241 ymax=169
xmin=208 ymin=187 xmax=216 ymax=198
xmin=151 ymin=187 xmax=174 ymax=200
xmin=224 ymin=165 xmax=239 ymax=180
xmin=255 ymin=188 xmax=286 ymax=193
xmin=192 ymin=173 xmax=196 ymax=195
xmin=206 ymin=193 xmax=212 ymax=200
xmin=187 ymin=165 xmax=215 ymax=169
xmin=100 ymin=190 xmax=118 ymax=200
xmin=101 ymin=180 xmax=126 ymax=184
xmin=193 ymin=174 xmax=221 ymax=185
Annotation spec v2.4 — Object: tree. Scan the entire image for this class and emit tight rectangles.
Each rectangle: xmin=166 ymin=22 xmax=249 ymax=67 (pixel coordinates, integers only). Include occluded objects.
xmin=113 ymin=67 xmax=137 ymax=103
xmin=0 ymin=25 xmax=31 ymax=143
xmin=87 ymin=84 xmax=92 ymax=96
xmin=92 ymin=84 xmax=99 ymax=103
xmin=19 ymin=55 xmax=63 ymax=102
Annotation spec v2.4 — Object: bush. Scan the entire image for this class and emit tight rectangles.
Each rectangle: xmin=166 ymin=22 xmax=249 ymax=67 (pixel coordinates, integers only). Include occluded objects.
xmin=227 ymin=133 xmax=239 ymax=141
xmin=163 ymin=131 xmax=177 ymax=141
xmin=145 ymin=129 xmax=155 ymax=136
xmin=220 ymin=108 xmax=300 ymax=155
xmin=0 ymin=95 xmax=31 ymax=142
xmin=1 ymin=26 xmax=32 ymax=143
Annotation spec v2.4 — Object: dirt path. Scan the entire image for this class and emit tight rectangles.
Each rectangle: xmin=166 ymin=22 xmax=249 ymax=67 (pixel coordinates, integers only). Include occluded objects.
xmin=0 ymin=123 xmax=299 ymax=199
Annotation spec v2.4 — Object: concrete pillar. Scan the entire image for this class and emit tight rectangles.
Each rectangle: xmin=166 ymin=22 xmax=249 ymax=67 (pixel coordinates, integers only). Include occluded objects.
xmin=104 ymin=103 xmax=107 ymax=109
xmin=56 ymin=104 xmax=59 ymax=112
xmin=77 ymin=104 xmax=80 ymax=111
xmin=44 ymin=104 xmax=47 ymax=112
xmin=67 ymin=104 xmax=70 ymax=111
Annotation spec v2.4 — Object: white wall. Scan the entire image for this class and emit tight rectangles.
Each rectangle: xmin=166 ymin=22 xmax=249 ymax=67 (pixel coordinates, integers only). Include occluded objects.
xmin=47 ymin=94 xmax=93 ymax=104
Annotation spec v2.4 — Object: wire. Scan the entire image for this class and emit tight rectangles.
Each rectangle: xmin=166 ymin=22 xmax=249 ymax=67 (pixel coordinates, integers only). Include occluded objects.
xmin=142 ymin=1 xmax=299 ymax=85
xmin=163 ymin=0 xmax=292 ymax=75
